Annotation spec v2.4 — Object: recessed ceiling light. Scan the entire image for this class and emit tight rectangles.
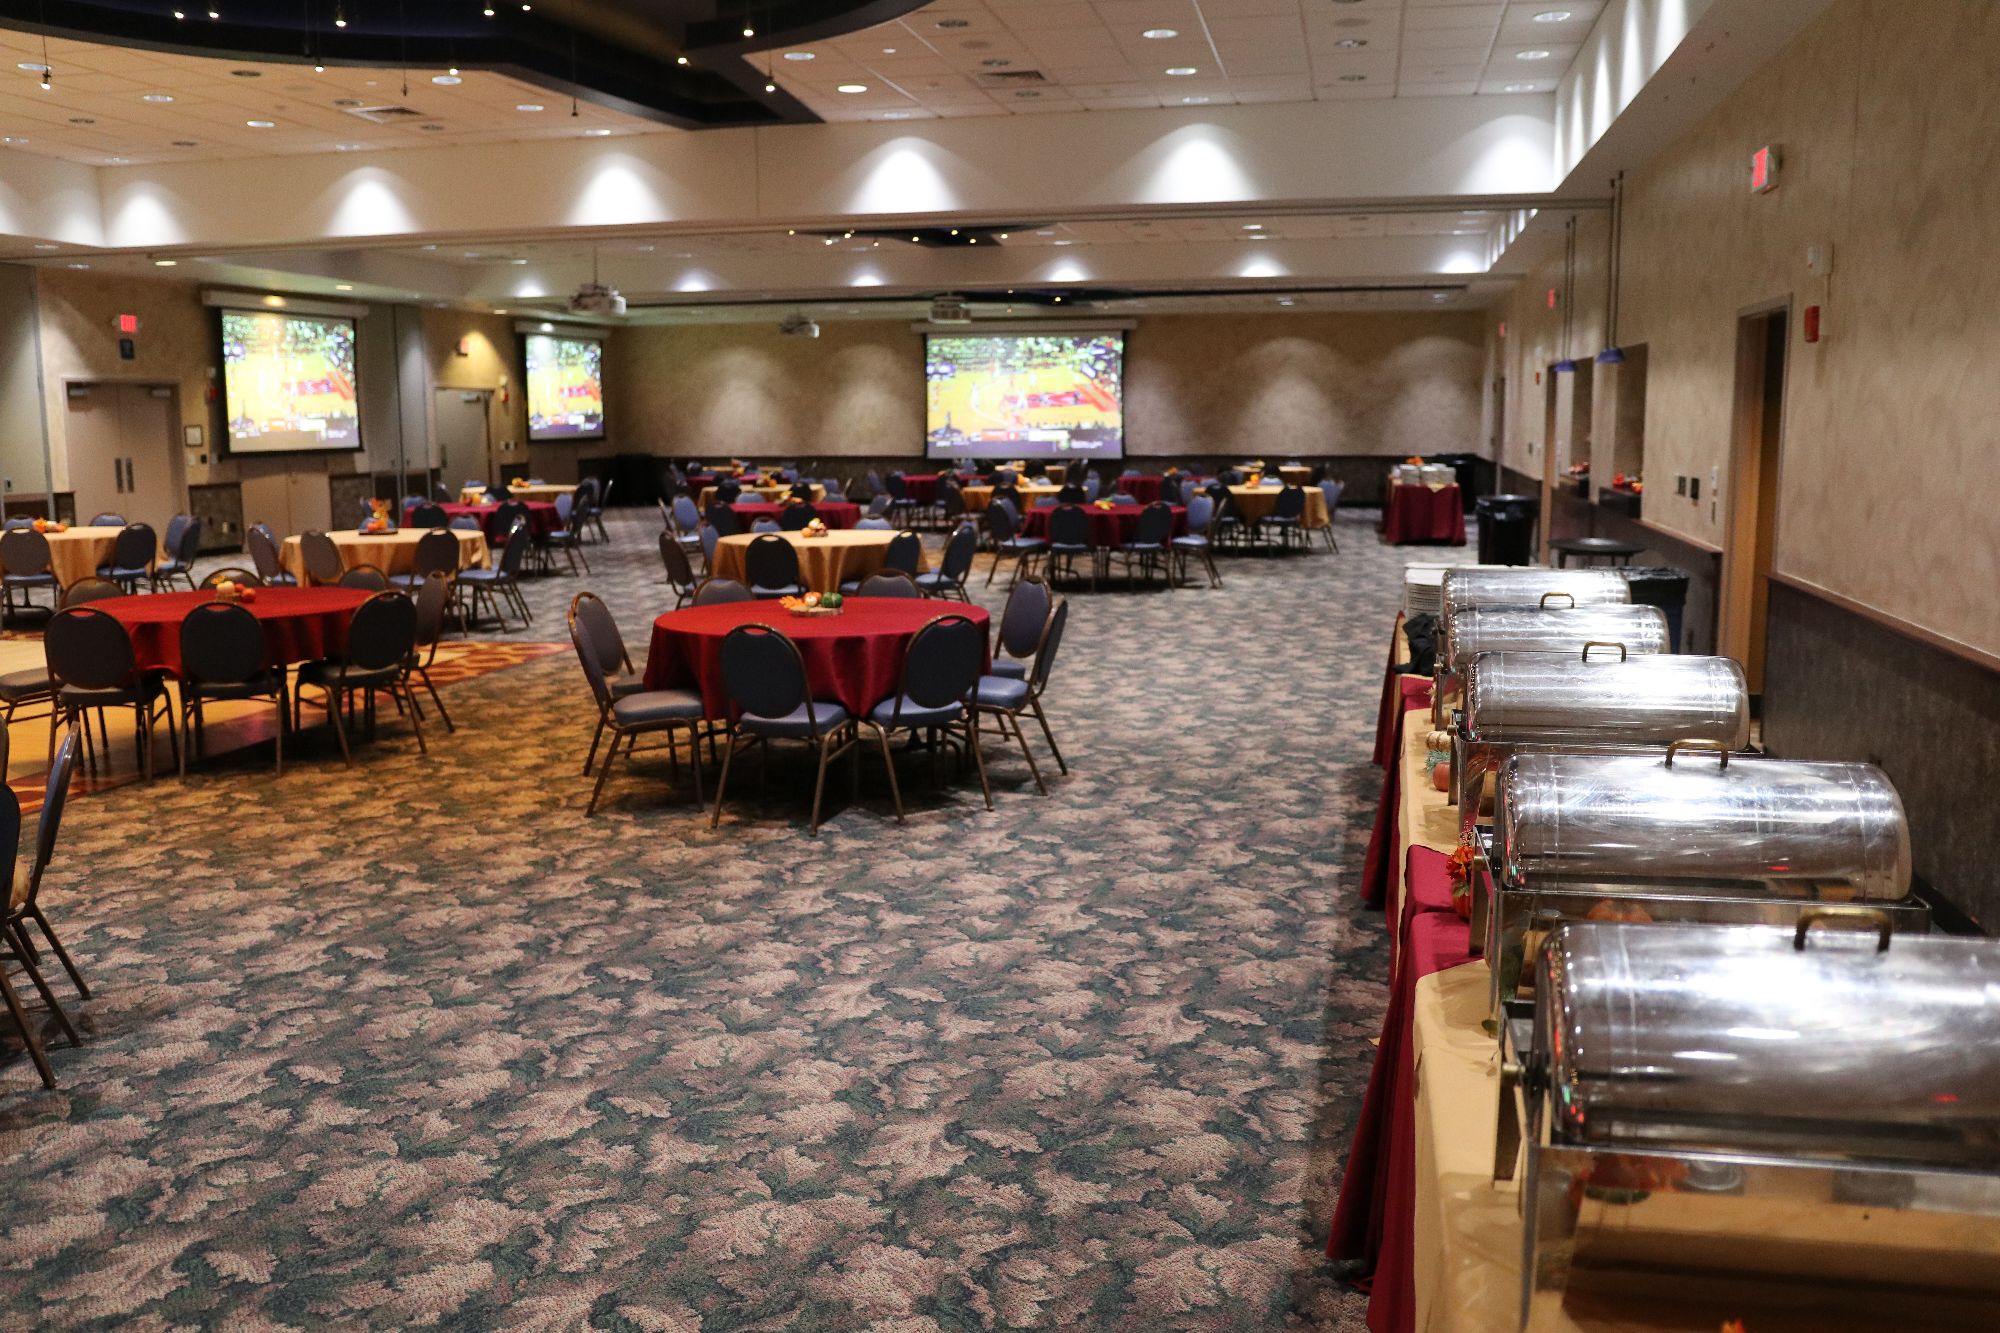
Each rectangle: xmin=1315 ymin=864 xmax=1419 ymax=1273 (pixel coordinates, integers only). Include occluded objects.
xmin=246 ymin=119 xmax=276 ymax=128
xmin=582 ymin=127 xmax=611 ymax=136
xmin=153 ymin=258 xmax=177 ymax=267
xmin=105 ymin=156 xmax=128 ymax=164
xmin=16 ymin=62 xmax=48 ymax=74
xmin=66 ymin=262 xmax=89 ymax=270
xmin=335 ymin=283 xmax=353 ymax=290
xmin=31 ymin=242 xmax=56 ymax=250
xmin=335 ymin=142 xmax=363 ymax=150
xmin=1164 ymin=66 xmax=1198 ymax=76
xmin=1338 ymin=74 xmax=1367 ymax=82
xmin=1181 ymin=95 xmax=1208 ymax=103
xmin=516 ymin=103 xmax=543 ymax=112
xmin=783 ymin=51 xmax=814 ymax=61
xmin=881 ymin=110 xmax=914 ymax=119
xmin=1516 ymin=49 xmax=1552 ymax=60
xmin=1142 ymin=28 xmax=1177 ymax=39
xmin=141 ymin=93 xmax=175 ymax=103
xmin=1277 ymin=297 xmax=1295 ymax=307
xmin=510 ymin=258 xmax=528 ymax=265
xmin=1533 ymin=10 xmax=1574 ymax=21
xmin=1336 ymin=38 xmax=1367 ymax=48
xmin=1431 ymin=293 xmax=1448 ymax=301
xmin=1052 ymin=239 xmax=1073 ymax=246
xmin=1503 ymin=82 xmax=1538 ymax=92
xmin=836 ymin=83 xmax=868 ymax=93
xmin=881 ymin=47 xmax=896 ymax=54
xmin=1 ymin=136 xmax=28 ymax=144
xmin=432 ymin=74 xmax=462 ymax=85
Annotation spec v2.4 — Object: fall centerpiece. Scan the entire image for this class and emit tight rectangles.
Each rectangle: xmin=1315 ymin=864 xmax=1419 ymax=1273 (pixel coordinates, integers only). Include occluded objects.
xmin=779 ymin=591 xmax=842 ymax=616
xmin=30 ymin=517 xmax=66 ymax=534
xmin=799 ymin=517 xmax=830 ymax=539
xmin=210 ymin=578 xmax=258 ymax=605
xmin=360 ymin=498 xmax=394 ymax=533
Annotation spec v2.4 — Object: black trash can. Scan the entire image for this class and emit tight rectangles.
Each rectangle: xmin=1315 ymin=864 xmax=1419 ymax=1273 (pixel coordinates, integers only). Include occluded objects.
xmin=1476 ymin=494 xmax=1539 ymax=565
xmin=1622 ymin=565 xmax=1691 ymax=654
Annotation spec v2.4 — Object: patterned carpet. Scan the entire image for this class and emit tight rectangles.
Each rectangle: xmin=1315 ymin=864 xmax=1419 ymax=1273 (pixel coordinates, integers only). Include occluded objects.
xmin=0 ymin=508 xmax=1467 ymax=1331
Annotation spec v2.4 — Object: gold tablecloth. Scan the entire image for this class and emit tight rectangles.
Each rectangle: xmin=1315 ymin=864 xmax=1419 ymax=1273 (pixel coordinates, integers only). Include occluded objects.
xmin=1278 ymin=465 xmax=1312 ymax=485
xmin=37 ymin=526 xmax=128 ymax=587
xmin=1227 ymin=484 xmax=1330 ymax=529
xmin=961 ymin=482 xmax=1066 ymax=514
xmin=507 ymin=483 xmax=577 ymax=503
xmin=710 ymin=530 xmax=924 ymax=595
xmin=280 ymin=529 xmax=489 ymax=584
xmin=696 ymin=483 xmax=827 ymax=511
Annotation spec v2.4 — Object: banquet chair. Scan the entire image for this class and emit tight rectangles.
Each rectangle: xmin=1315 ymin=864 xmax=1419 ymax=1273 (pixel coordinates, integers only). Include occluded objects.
xmin=449 ymin=515 xmax=482 ymax=532
xmin=248 ymin=523 xmax=298 ymax=586
xmin=1057 ymin=483 xmax=1087 ymax=505
xmin=716 ymin=481 xmax=743 ymax=505
xmin=1173 ymin=493 xmax=1224 ymax=589
xmin=298 ymin=530 xmax=346 ymax=586
xmin=338 ymin=565 xmax=392 ymax=592
xmin=538 ymin=493 xmax=590 ymax=576
xmin=671 ymin=494 xmax=704 ymax=545
xmin=407 ymin=573 xmax=456 ymax=734
xmin=152 ymin=516 xmax=201 ymax=592
xmin=699 ymin=524 xmax=721 ymax=573
xmin=390 ymin=529 xmax=460 ymax=593
xmin=431 ymin=482 xmax=454 ymax=503
xmin=409 ymin=502 xmax=449 ymax=529
xmin=1318 ymin=479 xmax=1345 ymax=553
xmin=0 ymin=527 xmax=59 ymax=618
xmin=855 ymin=517 xmax=892 ymax=531
xmin=706 ymin=503 xmax=743 ymax=538
xmin=856 ymin=570 xmax=921 ymax=598
xmin=294 ymin=591 xmax=426 ymax=767
xmin=977 ymin=595 xmax=1069 ymax=781
xmin=865 ymin=470 xmax=884 ymax=502
xmin=788 ymin=482 xmax=815 ymax=503
xmin=177 ymin=600 xmax=287 ymax=777
xmin=1207 ymin=484 xmax=1245 ymax=551
xmin=45 ymin=605 xmax=178 ymax=781
xmin=0 ymin=731 xmax=85 ymax=1088
xmin=988 ymin=576 xmax=1052 ymax=681
xmin=99 ymin=522 xmax=158 ymax=593
xmin=455 ymin=519 xmax=533 ymax=631
xmin=744 ymin=534 xmax=806 ymax=600
xmin=1160 ymin=475 xmax=1185 ymax=505
xmin=915 ymin=523 xmax=977 ymax=601
xmin=568 ymin=590 xmax=644 ymax=774
xmin=938 ymin=482 xmax=967 ymax=531
xmin=821 ymin=478 xmax=848 ymax=501
xmin=992 ymin=484 xmax=1022 ymax=517
xmin=1107 ymin=502 xmax=1174 ymax=591
xmin=1265 ymin=485 xmax=1309 ymax=552
xmin=585 ymin=478 xmax=613 ymax=544
xmin=711 ymin=623 xmax=860 ymax=835
xmin=865 ymin=494 xmax=892 ymax=520
xmin=779 ymin=504 xmax=818 ymax=531
xmin=1045 ymin=505 xmax=1097 ymax=592
xmin=693 ymin=577 xmax=753 ymax=606
xmin=842 ymin=530 xmax=918 ymax=594
xmin=751 ymin=518 xmax=781 ymax=534
xmin=570 ymin=593 xmax=707 ymax=816
xmin=1 ymin=518 xmax=32 ymax=531
xmin=87 ymin=512 xmax=125 ymax=528
xmin=61 ymin=577 xmax=124 ymax=607
xmin=982 ymin=501 xmax=1045 ymax=589
xmin=659 ymin=532 xmax=699 ymax=609
xmin=490 ymin=500 xmax=531 ymax=550
xmin=198 ymin=568 xmax=263 ymax=589
xmin=1083 ymin=473 xmax=1102 ymax=502
xmin=884 ymin=472 xmax=920 ymax=525
xmin=864 ymin=613 xmax=992 ymax=822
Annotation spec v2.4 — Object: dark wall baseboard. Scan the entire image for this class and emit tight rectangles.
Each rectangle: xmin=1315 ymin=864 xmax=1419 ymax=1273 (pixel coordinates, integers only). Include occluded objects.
xmin=1762 ymin=581 xmax=1997 ymax=933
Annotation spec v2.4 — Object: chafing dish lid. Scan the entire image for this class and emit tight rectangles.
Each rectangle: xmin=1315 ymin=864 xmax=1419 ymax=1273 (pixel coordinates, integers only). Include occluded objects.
xmin=1496 ymin=749 xmax=1910 ymax=899
xmin=1445 ymin=605 xmax=1671 ymax=670
xmin=1538 ymin=922 xmax=2000 ymax=1167
xmin=1463 ymin=653 xmax=1749 ymax=747
xmin=1440 ymin=568 xmax=1630 ymax=621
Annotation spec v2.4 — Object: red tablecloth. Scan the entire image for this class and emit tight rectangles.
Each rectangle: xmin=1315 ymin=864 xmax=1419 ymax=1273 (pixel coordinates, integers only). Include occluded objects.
xmin=644 ymin=598 xmax=991 ymax=718
xmin=1019 ymin=504 xmax=1187 ymax=546
xmin=1372 ymin=615 xmax=1409 ymax=767
xmin=731 ymin=501 xmax=863 ymax=531
xmin=93 ymin=587 xmax=371 ymax=675
xmin=1361 ymin=675 xmax=1434 ymax=910
xmin=406 ymin=501 xmax=560 ymax=539
xmin=897 ymin=473 xmax=940 ymax=505
xmin=1380 ymin=484 xmax=1466 ymax=546
xmin=1114 ymin=475 xmax=1165 ymax=504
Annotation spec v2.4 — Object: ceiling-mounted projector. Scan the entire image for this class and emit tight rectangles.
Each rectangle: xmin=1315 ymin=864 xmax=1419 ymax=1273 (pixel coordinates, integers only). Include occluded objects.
xmin=779 ymin=312 xmax=820 ymax=338
xmin=568 ymin=281 xmax=626 ymax=316
xmin=928 ymin=294 xmax=971 ymax=324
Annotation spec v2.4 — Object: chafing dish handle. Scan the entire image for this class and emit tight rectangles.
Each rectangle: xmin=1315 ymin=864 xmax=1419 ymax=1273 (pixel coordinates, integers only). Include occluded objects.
xmin=1794 ymin=905 xmax=1894 ymax=953
xmin=1537 ymin=591 xmax=1576 ymax=608
xmin=1663 ymin=738 xmax=1731 ymax=769
xmin=1579 ymin=640 xmax=1628 ymax=662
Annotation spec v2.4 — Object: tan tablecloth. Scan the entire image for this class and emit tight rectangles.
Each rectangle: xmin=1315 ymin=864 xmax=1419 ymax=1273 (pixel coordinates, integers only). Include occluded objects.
xmin=710 ymin=530 xmax=924 ymax=595
xmin=280 ymin=529 xmax=489 ymax=584
xmin=696 ymin=482 xmax=826 ymax=511
xmin=38 ymin=526 xmax=129 ymax=586
xmin=507 ymin=484 xmax=577 ymax=503
xmin=962 ymin=482 xmax=1066 ymax=513
xmin=1278 ymin=465 xmax=1312 ymax=485
xmin=1228 ymin=484 xmax=1329 ymax=529
xmin=459 ymin=486 xmax=492 ymax=505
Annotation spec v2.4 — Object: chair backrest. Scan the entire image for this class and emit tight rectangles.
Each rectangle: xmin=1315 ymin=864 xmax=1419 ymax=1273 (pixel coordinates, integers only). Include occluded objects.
xmin=897 ymin=614 xmax=984 ymax=713
xmin=779 ymin=503 xmax=817 ymax=531
xmin=87 ymin=512 xmax=126 ymax=528
xmin=658 ymin=530 xmax=696 ymax=592
xmin=450 ymin=515 xmax=482 ymax=532
xmin=751 ymin=517 xmax=781 ymax=534
xmin=411 ymin=502 xmax=449 ymax=528
xmin=884 ymin=473 xmax=908 ymax=499
xmin=719 ymin=623 xmax=815 ymax=726
xmin=699 ymin=524 xmax=721 ymax=566
xmin=432 ymin=482 xmax=454 ymax=502
xmin=495 ymin=520 xmax=531 ymax=576
xmin=821 ymin=479 xmax=847 ymax=500
xmin=0 ymin=526 xmax=52 ymax=577
xmin=937 ymin=522 xmax=976 ymax=581
xmin=567 ymin=592 xmax=621 ymax=708
xmin=199 ymin=567 xmax=263 ymax=589
xmin=2 ymin=517 xmax=33 ymax=531
xmin=1057 ymin=483 xmax=1086 ymax=504
xmin=673 ymin=494 xmax=701 ymax=532
xmin=1050 ymin=505 xmax=1091 ymax=547
xmin=61 ymin=577 xmax=124 ymax=607
xmin=1133 ymin=502 xmax=1173 ymax=545
xmin=112 ymin=522 xmax=157 ymax=571
xmin=45 ymin=606 xmax=135 ymax=691
xmin=344 ymin=591 xmax=417 ymax=672
xmin=1184 ymin=492 xmax=1214 ymax=534
xmin=1029 ymin=596 xmax=1070 ymax=693
xmin=1161 ymin=476 xmax=1184 ymax=505
xmin=997 ymin=575 xmax=1053 ymax=660
xmin=179 ymin=601 xmax=267 ymax=686
xmin=163 ymin=513 xmax=192 ymax=554
xmin=716 ymin=481 xmax=742 ymax=504
xmin=940 ymin=484 xmax=966 ymax=519
xmin=882 ymin=530 xmax=922 ymax=575
xmin=1274 ymin=485 xmax=1306 ymax=519
xmin=706 ymin=502 xmax=743 ymax=537
xmin=338 ymin=564 xmax=391 ymax=592
xmin=993 ymin=485 xmax=1022 ymax=514
xmin=25 ymin=729 xmax=80 ymax=906
xmin=1320 ymin=478 xmax=1345 ymax=514
xmin=855 ymin=516 xmax=891 ymax=531
xmin=788 ymin=482 xmax=814 ymax=502
xmin=412 ymin=528 xmax=460 ymax=578
xmin=693 ymin=577 xmax=753 ymax=606
xmin=982 ymin=501 xmax=1017 ymax=543
xmin=1083 ymin=473 xmax=1102 ymax=500
xmin=554 ymin=492 xmax=574 ymax=524
xmin=866 ymin=494 xmax=891 ymax=518
xmin=171 ymin=516 xmax=202 ymax=562
xmin=857 ymin=570 xmax=921 ymax=598
xmin=866 ymin=470 xmax=883 ymax=495
xmin=413 ymin=571 xmax=450 ymax=650
xmin=300 ymin=530 xmax=345 ymax=584
xmin=492 ymin=500 xmax=530 ymax=537
xmin=744 ymin=533 xmax=801 ymax=590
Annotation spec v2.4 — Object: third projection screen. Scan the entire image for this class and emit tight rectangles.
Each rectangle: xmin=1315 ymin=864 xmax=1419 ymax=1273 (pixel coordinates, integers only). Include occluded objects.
xmin=925 ymin=332 xmax=1124 ymax=460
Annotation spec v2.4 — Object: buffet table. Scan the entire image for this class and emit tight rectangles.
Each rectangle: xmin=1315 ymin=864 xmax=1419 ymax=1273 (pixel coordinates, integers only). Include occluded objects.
xmin=1381 ymin=482 xmax=1467 ymax=545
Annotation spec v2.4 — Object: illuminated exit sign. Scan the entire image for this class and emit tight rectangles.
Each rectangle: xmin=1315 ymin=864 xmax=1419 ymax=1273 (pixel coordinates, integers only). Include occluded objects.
xmin=1750 ymin=145 xmax=1780 ymax=193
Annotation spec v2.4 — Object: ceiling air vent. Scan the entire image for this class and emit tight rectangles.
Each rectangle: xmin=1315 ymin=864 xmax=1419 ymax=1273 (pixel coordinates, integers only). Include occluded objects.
xmin=345 ymin=105 xmax=430 ymax=125
xmin=974 ymin=69 xmax=1048 ymax=89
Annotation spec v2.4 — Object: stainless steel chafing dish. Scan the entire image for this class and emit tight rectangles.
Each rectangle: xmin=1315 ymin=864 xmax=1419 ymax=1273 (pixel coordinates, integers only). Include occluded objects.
xmin=1472 ymin=747 xmax=1925 ymax=1014
xmin=1451 ymin=651 xmax=1749 ymax=819
xmin=1435 ymin=604 xmax=1671 ymax=727
xmin=1438 ymin=567 xmax=1630 ymax=624
xmin=1501 ymin=921 xmax=2000 ymax=1330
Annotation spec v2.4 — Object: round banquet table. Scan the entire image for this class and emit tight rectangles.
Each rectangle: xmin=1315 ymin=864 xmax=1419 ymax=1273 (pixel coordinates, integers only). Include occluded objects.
xmin=730 ymin=501 xmax=862 ymax=531
xmin=279 ymin=528 xmax=489 ymax=584
xmin=1113 ymin=475 xmax=1165 ymax=504
xmin=1227 ymin=484 xmax=1330 ymax=530
xmin=897 ymin=473 xmax=941 ymax=505
xmin=1380 ymin=482 xmax=1466 ymax=545
xmin=1020 ymin=503 xmax=1187 ymax=546
xmin=708 ymin=529 xmax=923 ymax=594
xmin=644 ymin=597 xmax=991 ymax=717
xmin=506 ymin=483 xmax=578 ymax=503
xmin=697 ymin=482 xmax=824 ymax=511
xmin=94 ymin=587 xmax=371 ymax=675
xmin=406 ymin=500 xmax=559 ymax=539
xmin=14 ymin=525 xmax=130 ymax=588
xmin=961 ymin=482 xmax=1066 ymax=514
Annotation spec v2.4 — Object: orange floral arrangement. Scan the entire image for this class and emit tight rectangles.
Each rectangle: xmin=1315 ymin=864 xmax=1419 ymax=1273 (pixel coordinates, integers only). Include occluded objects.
xmin=1094 ymin=499 xmax=1115 ymax=511
xmin=30 ymin=517 xmax=66 ymax=534
xmin=800 ymin=518 xmax=829 ymax=538
xmin=210 ymin=578 xmax=257 ymax=604
xmin=361 ymin=498 xmax=393 ymax=534
xmin=1404 ymin=455 xmax=1426 ymax=466
xmin=1446 ymin=835 xmax=1478 ymax=920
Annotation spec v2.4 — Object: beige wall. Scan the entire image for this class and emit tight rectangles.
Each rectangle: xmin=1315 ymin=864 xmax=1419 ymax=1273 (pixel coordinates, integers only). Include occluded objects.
xmin=1509 ymin=0 xmax=2000 ymax=657
xmin=605 ymin=311 xmax=1486 ymax=461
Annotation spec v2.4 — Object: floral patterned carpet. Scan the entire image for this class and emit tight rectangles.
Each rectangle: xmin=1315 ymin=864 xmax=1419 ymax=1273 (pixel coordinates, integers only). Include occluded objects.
xmin=0 ymin=508 xmax=1463 ymax=1331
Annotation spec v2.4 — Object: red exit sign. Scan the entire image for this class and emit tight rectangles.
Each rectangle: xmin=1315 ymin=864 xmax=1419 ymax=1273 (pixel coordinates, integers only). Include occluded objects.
xmin=1750 ymin=145 xmax=1780 ymax=193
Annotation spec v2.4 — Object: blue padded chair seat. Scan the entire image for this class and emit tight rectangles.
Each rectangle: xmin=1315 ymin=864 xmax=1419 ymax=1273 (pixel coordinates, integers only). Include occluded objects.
xmin=154 ymin=560 xmax=191 ymax=577
xmin=545 ymin=528 xmax=575 ymax=542
xmin=457 ymin=568 xmax=508 ymax=586
xmin=974 ymin=675 xmax=1031 ymax=709
xmin=3 ymin=572 xmax=56 ymax=587
xmin=266 ymin=572 xmax=299 ymax=587
xmin=0 ymin=667 xmax=50 ymax=701
xmin=740 ymin=701 xmax=851 ymax=739
xmin=870 ymin=695 xmax=963 ymax=728
xmin=1121 ymin=541 xmax=1165 ymax=553
xmin=297 ymin=661 xmax=400 ymax=690
xmin=988 ymin=659 xmax=1029 ymax=681
xmin=1049 ymin=541 xmax=1091 ymax=555
xmin=999 ymin=537 xmax=1047 ymax=553
xmin=913 ymin=571 xmax=957 ymax=592
xmin=1172 ymin=534 xmax=1210 ymax=547
xmin=102 ymin=564 xmax=151 ymax=581
xmin=1265 ymin=516 xmax=1301 ymax=526
xmin=610 ymin=689 xmax=705 ymax=726
xmin=186 ymin=674 xmax=285 ymax=701
xmin=751 ymin=583 xmax=805 ymax=599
